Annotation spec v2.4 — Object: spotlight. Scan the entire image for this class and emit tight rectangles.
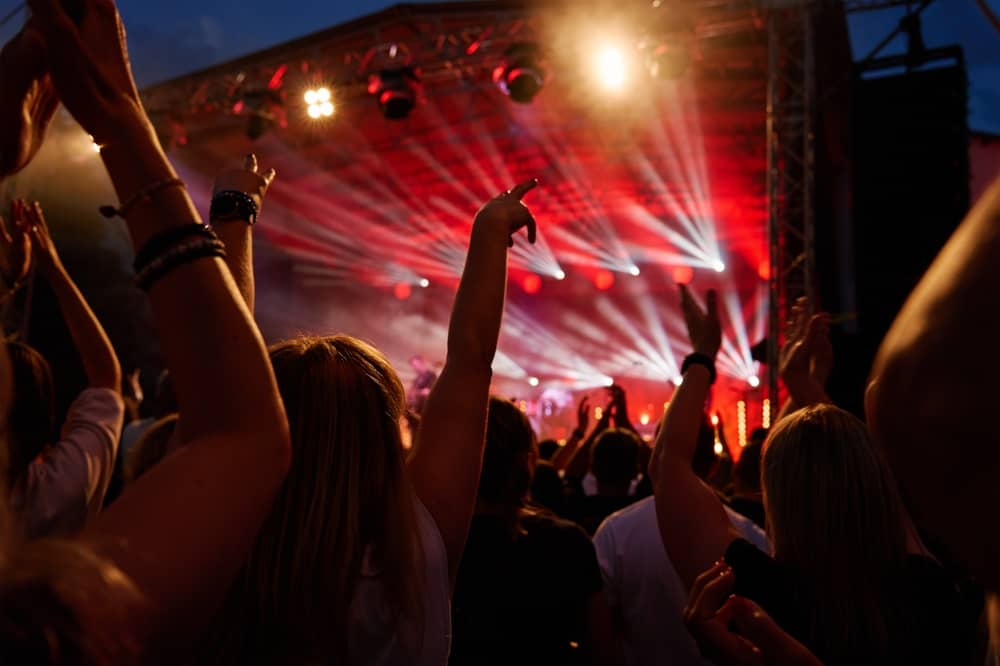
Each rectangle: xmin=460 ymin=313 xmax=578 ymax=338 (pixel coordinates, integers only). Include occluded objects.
xmin=710 ymin=414 xmax=719 ymax=426
xmin=555 ymin=269 xmax=566 ymax=281
xmin=639 ymin=413 xmax=650 ymax=426
xmin=305 ymin=88 xmax=335 ymax=119
xmin=748 ymin=376 xmax=760 ymax=388
xmin=713 ymin=260 xmax=726 ymax=273
xmin=528 ymin=376 xmax=540 ymax=387
xmin=523 ymin=274 xmax=542 ymax=295
xmin=595 ymin=46 xmax=629 ymax=91
xmin=419 ymin=278 xmax=430 ymax=288
xmin=368 ymin=67 xmax=421 ymax=120
xmin=713 ymin=441 xmax=724 ymax=455
xmin=671 ymin=376 xmax=683 ymax=386
xmin=757 ymin=260 xmax=771 ymax=281
xmin=628 ymin=265 xmax=641 ymax=277
xmin=394 ymin=282 xmax=412 ymax=301
xmin=89 ymin=136 xmax=101 ymax=153
xmin=493 ymin=43 xmax=545 ymax=103
xmin=672 ymin=266 xmax=694 ymax=285
xmin=595 ymin=269 xmax=615 ymax=291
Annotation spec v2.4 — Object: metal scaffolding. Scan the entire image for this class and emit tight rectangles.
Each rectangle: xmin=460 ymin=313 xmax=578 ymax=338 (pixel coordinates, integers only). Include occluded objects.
xmin=766 ymin=2 xmax=817 ymax=406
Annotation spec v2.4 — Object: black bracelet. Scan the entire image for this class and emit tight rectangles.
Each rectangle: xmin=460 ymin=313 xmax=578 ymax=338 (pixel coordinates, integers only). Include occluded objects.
xmin=681 ymin=353 xmax=717 ymax=385
xmin=135 ymin=238 xmax=226 ymax=292
xmin=210 ymin=190 xmax=258 ymax=225
xmin=133 ymin=224 xmax=217 ymax=275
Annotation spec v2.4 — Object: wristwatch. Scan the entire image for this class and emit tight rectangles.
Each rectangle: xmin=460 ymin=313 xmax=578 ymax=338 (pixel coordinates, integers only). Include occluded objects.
xmin=210 ymin=190 xmax=258 ymax=225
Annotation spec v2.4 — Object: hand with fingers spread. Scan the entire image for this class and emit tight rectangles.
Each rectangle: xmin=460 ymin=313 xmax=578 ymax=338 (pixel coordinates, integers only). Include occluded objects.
xmin=0 ymin=201 xmax=32 ymax=289
xmin=0 ymin=25 xmax=59 ymax=177
xmin=27 ymin=0 xmax=145 ymax=144
xmin=680 ymin=284 xmax=722 ymax=359
xmin=779 ymin=298 xmax=831 ymax=407
xmin=17 ymin=199 xmax=63 ymax=276
xmin=473 ymin=179 xmax=539 ymax=247
xmin=685 ymin=561 xmax=823 ymax=666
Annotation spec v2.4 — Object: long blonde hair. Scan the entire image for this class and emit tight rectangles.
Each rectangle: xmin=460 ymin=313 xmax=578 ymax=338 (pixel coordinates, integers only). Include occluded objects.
xmin=763 ymin=404 xmax=908 ymax=660
xmin=199 ymin=335 xmax=425 ymax=663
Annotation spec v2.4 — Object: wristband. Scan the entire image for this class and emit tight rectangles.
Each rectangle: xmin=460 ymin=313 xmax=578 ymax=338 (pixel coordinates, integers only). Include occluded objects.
xmin=133 ymin=223 xmax=217 ymax=275
xmin=681 ymin=353 xmax=717 ymax=385
xmin=210 ymin=190 xmax=258 ymax=225
xmin=100 ymin=177 xmax=185 ymax=219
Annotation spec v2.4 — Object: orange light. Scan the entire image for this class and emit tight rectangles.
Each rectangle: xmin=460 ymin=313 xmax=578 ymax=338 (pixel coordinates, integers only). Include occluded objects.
xmin=710 ymin=414 xmax=719 ymax=426
xmin=639 ymin=413 xmax=650 ymax=426
xmin=758 ymin=259 xmax=771 ymax=281
xmin=762 ymin=398 xmax=771 ymax=429
xmin=595 ymin=270 xmax=615 ymax=291
xmin=672 ymin=266 xmax=694 ymax=285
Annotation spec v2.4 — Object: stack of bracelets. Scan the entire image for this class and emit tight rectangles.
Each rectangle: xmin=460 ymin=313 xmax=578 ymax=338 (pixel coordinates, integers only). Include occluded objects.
xmin=133 ymin=224 xmax=226 ymax=292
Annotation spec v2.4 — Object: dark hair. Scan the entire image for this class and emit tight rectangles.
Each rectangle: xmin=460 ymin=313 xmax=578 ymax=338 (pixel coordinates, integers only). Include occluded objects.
xmin=591 ymin=428 xmax=640 ymax=491
xmin=537 ymin=439 xmax=559 ymax=461
xmin=530 ymin=461 xmax=565 ymax=514
xmin=691 ymin=415 xmax=717 ymax=480
xmin=479 ymin=397 xmax=536 ymax=507
xmin=5 ymin=343 xmax=55 ymax=491
xmin=734 ymin=439 xmax=763 ymax=492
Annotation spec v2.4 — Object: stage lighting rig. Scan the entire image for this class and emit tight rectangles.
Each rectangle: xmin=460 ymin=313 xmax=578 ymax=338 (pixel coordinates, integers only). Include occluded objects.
xmin=305 ymin=88 xmax=335 ymax=118
xmin=368 ymin=67 xmax=421 ymax=120
xmin=493 ymin=43 xmax=545 ymax=103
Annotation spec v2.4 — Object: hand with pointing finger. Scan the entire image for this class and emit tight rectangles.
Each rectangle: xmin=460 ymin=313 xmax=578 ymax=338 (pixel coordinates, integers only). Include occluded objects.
xmin=474 ymin=179 xmax=539 ymax=247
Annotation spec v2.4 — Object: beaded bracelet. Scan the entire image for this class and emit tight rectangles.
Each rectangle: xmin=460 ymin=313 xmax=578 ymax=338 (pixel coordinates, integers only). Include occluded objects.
xmin=135 ymin=238 xmax=226 ymax=292
xmin=100 ymin=177 xmax=186 ymax=219
xmin=209 ymin=190 xmax=259 ymax=225
xmin=681 ymin=353 xmax=717 ymax=385
xmin=133 ymin=223 xmax=217 ymax=275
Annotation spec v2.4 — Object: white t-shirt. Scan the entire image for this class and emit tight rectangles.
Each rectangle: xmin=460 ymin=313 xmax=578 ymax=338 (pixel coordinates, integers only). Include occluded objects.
xmin=349 ymin=496 xmax=451 ymax=665
xmin=593 ymin=496 xmax=770 ymax=666
xmin=15 ymin=387 xmax=124 ymax=539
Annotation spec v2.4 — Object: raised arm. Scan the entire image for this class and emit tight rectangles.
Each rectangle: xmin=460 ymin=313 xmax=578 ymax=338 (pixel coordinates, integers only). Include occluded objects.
xmin=868 ymin=176 xmax=1000 ymax=582
xmin=23 ymin=201 xmax=121 ymax=391
xmin=29 ymin=0 xmax=289 ymax=647
xmin=410 ymin=179 xmax=538 ymax=582
xmin=775 ymin=299 xmax=831 ymax=423
xmin=650 ymin=285 xmax=737 ymax=590
xmin=551 ymin=396 xmax=590 ymax=471
xmin=209 ymin=154 xmax=276 ymax=312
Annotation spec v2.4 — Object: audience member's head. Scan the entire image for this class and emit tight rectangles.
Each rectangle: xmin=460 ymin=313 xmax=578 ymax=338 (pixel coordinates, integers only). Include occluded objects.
xmin=202 ymin=335 xmax=424 ymax=662
xmin=762 ymin=404 xmax=907 ymax=657
xmin=5 ymin=342 xmax=55 ymax=489
xmin=479 ymin=397 xmax=537 ymax=509
xmin=734 ymin=438 xmax=763 ymax=495
xmin=537 ymin=438 xmax=559 ymax=461
xmin=591 ymin=428 xmax=640 ymax=495
xmin=530 ymin=460 xmax=564 ymax=514
xmin=691 ymin=415 xmax=718 ymax=481
xmin=123 ymin=414 xmax=179 ymax=485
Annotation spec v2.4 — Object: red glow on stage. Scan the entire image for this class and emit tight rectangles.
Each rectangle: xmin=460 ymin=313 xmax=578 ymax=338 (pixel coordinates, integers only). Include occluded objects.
xmin=523 ymin=274 xmax=542 ymax=294
xmin=232 ymin=100 xmax=245 ymax=114
xmin=672 ymin=266 xmax=694 ymax=285
xmin=394 ymin=283 xmax=412 ymax=300
xmin=594 ymin=270 xmax=615 ymax=291
xmin=758 ymin=260 xmax=771 ymax=281
xmin=268 ymin=64 xmax=288 ymax=90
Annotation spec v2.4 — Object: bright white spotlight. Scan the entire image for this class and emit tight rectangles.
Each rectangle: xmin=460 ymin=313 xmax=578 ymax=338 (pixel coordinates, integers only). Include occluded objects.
xmin=555 ymin=269 xmax=566 ymax=281
xmin=748 ymin=375 xmax=761 ymax=388
xmin=307 ymin=105 xmax=322 ymax=119
xmin=595 ymin=46 xmax=628 ymax=90
xmin=304 ymin=89 xmax=318 ymax=105
xmin=419 ymin=278 xmax=430 ymax=288
xmin=528 ymin=376 xmax=540 ymax=387
xmin=671 ymin=376 xmax=683 ymax=386
xmin=713 ymin=260 xmax=726 ymax=273
xmin=319 ymin=101 xmax=335 ymax=117
xmin=90 ymin=138 xmax=101 ymax=153
xmin=602 ymin=377 xmax=615 ymax=387
xmin=316 ymin=87 xmax=331 ymax=103
xmin=628 ymin=265 xmax=641 ymax=277
xmin=713 ymin=441 xmax=724 ymax=455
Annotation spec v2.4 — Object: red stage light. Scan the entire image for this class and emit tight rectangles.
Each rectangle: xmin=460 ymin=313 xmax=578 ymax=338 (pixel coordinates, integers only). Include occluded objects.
xmin=757 ymin=260 xmax=771 ymax=281
xmin=595 ymin=270 xmax=615 ymax=291
xmin=394 ymin=282 xmax=412 ymax=300
xmin=523 ymin=274 xmax=542 ymax=294
xmin=672 ymin=266 xmax=694 ymax=284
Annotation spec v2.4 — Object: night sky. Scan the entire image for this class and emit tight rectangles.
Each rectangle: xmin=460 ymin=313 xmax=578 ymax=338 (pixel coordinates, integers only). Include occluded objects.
xmin=2 ymin=0 xmax=998 ymax=130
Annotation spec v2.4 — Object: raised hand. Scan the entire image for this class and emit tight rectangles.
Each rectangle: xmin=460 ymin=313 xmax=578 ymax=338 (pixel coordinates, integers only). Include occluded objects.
xmin=0 ymin=202 xmax=32 ymax=287
xmin=473 ymin=179 xmax=538 ymax=247
xmin=0 ymin=26 xmax=58 ymax=177
xmin=17 ymin=200 xmax=62 ymax=275
xmin=680 ymin=284 xmax=722 ymax=359
xmin=27 ymin=0 xmax=145 ymax=144
xmin=779 ymin=298 xmax=830 ymax=401
xmin=685 ymin=561 xmax=822 ymax=666
xmin=212 ymin=153 xmax=277 ymax=215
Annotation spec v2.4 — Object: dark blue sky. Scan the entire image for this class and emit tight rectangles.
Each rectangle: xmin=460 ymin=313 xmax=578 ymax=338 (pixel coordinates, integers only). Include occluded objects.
xmin=5 ymin=1 xmax=999 ymax=130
